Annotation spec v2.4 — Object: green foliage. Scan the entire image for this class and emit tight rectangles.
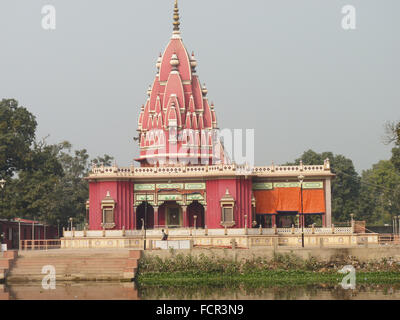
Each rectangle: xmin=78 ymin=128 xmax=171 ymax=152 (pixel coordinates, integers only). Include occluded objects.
xmin=358 ymin=160 xmax=400 ymax=224
xmin=391 ymin=147 xmax=400 ymax=173
xmin=0 ymin=99 xmax=37 ymax=178
xmin=138 ymin=252 xmax=400 ymax=288
xmin=1 ymin=141 xmax=64 ymax=222
xmin=0 ymin=98 xmax=114 ymax=227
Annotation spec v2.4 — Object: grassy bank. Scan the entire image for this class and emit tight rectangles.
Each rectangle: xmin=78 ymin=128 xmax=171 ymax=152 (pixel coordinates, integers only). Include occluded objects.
xmin=137 ymin=270 xmax=400 ymax=287
xmin=137 ymin=252 xmax=400 ymax=287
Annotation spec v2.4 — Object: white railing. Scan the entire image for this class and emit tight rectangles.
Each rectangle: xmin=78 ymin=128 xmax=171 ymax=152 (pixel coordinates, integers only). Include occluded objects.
xmin=207 ymin=229 xmax=226 ymax=236
xmin=333 ymin=227 xmax=353 ymax=234
xmin=125 ymin=230 xmax=144 ymax=237
xmin=192 ymin=229 xmax=206 ymax=236
xmin=227 ymin=228 xmax=246 ymax=235
xmin=277 ymin=228 xmax=293 ymax=234
xmin=89 ymin=162 xmax=331 ymax=179
xmin=314 ymin=228 xmax=335 ymax=234
xmin=63 ymin=226 xmax=354 ymax=239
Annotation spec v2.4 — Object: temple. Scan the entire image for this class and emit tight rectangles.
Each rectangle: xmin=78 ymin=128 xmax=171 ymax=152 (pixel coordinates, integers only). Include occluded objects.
xmin=86 ymin=1 xmax=334 ymax=232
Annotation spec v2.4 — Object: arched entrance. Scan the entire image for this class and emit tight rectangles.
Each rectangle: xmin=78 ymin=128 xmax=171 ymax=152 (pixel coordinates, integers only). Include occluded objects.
xmin=188 ymin=201 xmax=205 ymax=229
xmin=159 ymin=201 xmax=182 ymax=228
xmin=136 ymin=202 xmax=154 ymax=230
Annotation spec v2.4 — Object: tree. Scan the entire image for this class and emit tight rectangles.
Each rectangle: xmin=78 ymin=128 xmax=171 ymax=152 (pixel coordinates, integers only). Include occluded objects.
xmin=0 ymin=141 xmax=64 ymax=222
xmin=358 ymin=160 xmax=400 ymax=224
xmin=91 ymin=154 xmax=114 ymax=166
xmin=0 ymin=99 xmax=37 ymax=178
xmin=391 ymin=147 xmax=400 ymax=173
xmin=53 ymin=141 xmax=114 ymax=226
xmin=383 ymin=121 xmax=400 ymax=146
xmin=0 ymin=98 xmax=115 ymax=227
xmin=286 ymin=149 xmax=361 ymax=222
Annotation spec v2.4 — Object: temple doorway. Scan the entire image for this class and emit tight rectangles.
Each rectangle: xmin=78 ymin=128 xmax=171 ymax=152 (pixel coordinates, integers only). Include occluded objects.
xmin=255 ymin=214 xmax=272 ymax=228
xmin=136 ymin=202 xmax=154 ymax=230
xmin=187 ymin=201 xmax=205 ymax=228
xmin=159 ymin=201 xmax=183 ymax=228
xmin=276 ymin=213 xmax=298 ymax=228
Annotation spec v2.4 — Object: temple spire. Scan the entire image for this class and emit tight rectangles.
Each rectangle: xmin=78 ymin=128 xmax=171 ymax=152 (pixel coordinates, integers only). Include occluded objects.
xmin=173 ymin=0 xmax=180 ymax=33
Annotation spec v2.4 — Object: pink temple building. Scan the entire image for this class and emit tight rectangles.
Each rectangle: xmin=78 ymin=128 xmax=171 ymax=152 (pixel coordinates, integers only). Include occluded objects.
xmin=86 ymin=1 xmax=334 ymax=232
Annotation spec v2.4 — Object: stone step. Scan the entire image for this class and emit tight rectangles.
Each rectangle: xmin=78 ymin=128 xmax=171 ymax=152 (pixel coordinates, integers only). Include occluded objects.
xmin=9 ymin=270 xmax=126 ymax=275
xmin=2 ymin=251 xmax=18 ymax=259
xmin=15 ymin=257 xmax=130 ymax=261
xmin=14 ymin=261 xmax=131 ymax=266
xmin=8 ymin=270 xmax=132 ymax=275
xmin=0 ymin=260 xmax=11 ymax=269
xmin=7 ymin=270 xmax=124 ymax=280
xmin=7 ymin=275 xmax=128 ymax=282
xmin=6 ymin=250 xmax=140 ymax=282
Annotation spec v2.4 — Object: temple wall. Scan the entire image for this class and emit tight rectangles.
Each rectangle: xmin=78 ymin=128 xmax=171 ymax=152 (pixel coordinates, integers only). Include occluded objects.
xmin=89 ymin=180 xmax=135 ymax=230
xmin=116 ymin=181 xmax=135 ymax=230
xmin=89 ymin=181 xmax=118 ymax=230
xmin=206 ymin=178 xmax=252 ymax=229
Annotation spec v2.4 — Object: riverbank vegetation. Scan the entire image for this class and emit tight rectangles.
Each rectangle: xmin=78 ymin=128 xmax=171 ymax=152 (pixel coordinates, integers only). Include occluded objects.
xmin=137 ymin=252 xmax=400 ymax=287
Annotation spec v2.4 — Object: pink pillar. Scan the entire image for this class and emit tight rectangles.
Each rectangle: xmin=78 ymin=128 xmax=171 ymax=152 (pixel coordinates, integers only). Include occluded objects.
xmin=271 ymin=214 xmax=276 ymax=227
xmin=182 ymin=206 xmax=188 ymax=228
xmin=322 ymin=214 xmax=326 ymax=227
xmin=154 ymin=206 xmax=159 ymax=229
xmin=204 ymin=206 xmax=208 ymax=229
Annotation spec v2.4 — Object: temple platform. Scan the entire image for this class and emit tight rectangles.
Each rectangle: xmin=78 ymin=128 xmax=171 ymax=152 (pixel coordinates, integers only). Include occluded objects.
xmin=60 ymin=227 xmax=378 ymax=250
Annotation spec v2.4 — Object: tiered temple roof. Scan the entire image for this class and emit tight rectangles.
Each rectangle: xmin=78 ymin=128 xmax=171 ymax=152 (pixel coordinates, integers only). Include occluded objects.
xmin=136 ymin=0 xmax=223 ymax=166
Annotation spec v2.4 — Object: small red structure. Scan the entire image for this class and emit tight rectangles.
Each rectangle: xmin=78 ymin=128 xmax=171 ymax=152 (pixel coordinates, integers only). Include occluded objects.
xmin=0 ymin=219 xmax=58 ymax=249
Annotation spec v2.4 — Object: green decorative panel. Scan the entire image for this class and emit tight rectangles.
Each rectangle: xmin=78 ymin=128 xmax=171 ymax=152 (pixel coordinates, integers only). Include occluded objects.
xmin=252 ymin=182 xmax=273 ymax=190
xmin=135 ymin=201 xmax=155 ymax=206
xmin=136 ymin=194 xmax=154 ymax=201
xmin=273 ymin=182 xmax=300 ymax=188
xmin=134 ymin=184 xmax=155 ymax=191
xmin=156 ymin=183 xmax=184 ymax=190
xmin=187 ymin=194 xmax=204 ymax=200
xmin=303 ymin=182 xmax=324 ymax=189
xmin=158 ymin=194 xmax=183 ymax=201
xmin=185 ymin=183 xmax=206 ymax=190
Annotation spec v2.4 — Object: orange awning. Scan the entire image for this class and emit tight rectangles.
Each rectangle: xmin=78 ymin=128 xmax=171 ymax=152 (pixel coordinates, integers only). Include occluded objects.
xmin=254 ymin=188 xmax=325 ymax=214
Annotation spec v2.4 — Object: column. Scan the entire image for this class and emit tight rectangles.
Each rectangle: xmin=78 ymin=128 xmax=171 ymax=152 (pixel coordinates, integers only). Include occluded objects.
xmin=271 ymin=214 xmax=276 ymax=227
xmin=324 ymin=178 xmax=332 ymax=227
xmin=204 ymin=206 xmax=208 ymax=229
xmin=182 ymin=205 xmax=188 ymax=228
xmin=133 ymin=206 xmax=137 ymax=230
xmin=154 ymin=206 xmax=159 ymax=229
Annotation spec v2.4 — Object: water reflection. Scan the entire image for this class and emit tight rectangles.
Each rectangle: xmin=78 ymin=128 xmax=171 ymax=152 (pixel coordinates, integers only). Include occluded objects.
xmin=1 ymin=282 xmax=139 ymax=300
xmin=138 ymin=283 xmax=400 ymax=300
xmin=2 ymin=282 xmax=400 ymax=300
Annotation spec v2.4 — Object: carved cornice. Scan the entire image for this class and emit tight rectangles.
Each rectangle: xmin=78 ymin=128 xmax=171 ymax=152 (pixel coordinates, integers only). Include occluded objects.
xmin=87 ymin=163 xmax=334 ymax=181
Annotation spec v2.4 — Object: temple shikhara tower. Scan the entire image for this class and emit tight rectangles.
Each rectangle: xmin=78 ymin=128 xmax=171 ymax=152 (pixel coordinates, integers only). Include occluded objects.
xmin=86 ymin=1 xmax=334 ymax=234
xmin=136 ymin=1 xmax=222 ymax=167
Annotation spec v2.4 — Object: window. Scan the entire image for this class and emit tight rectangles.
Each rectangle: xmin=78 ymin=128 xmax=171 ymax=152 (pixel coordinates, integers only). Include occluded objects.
xmin=101 ymin=191 xmax=116 ymax=229
xmin=104 ymin=209 xmax=114 ymax=224
xmin=219 ymin=188 xmax=236 ymax=228
xmin=222 ymin=207 xmax=233 ymax=223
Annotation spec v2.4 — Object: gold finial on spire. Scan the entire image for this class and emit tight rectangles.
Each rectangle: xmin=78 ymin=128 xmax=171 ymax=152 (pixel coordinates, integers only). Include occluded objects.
xmin=173 ymin=0 xmax=180 ymax=32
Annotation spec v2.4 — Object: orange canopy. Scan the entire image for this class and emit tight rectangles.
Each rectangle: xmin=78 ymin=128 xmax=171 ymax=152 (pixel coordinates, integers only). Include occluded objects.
xmin=254 ymin=188 xmax=325 ymax=214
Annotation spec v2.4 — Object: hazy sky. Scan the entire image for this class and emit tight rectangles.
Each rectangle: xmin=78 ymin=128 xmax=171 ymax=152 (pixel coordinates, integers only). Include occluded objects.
xmin=0 ymin=0 xmax=399 ymax=173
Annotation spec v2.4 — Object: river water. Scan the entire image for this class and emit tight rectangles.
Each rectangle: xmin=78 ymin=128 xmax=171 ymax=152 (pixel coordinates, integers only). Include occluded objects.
xmin=2 ymin=282 xmax=400 ymax=300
